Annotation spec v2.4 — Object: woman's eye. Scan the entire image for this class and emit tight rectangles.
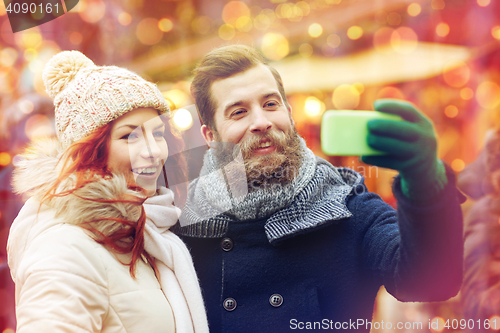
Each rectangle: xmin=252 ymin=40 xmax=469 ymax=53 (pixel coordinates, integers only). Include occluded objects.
xmin=153 ymin=131 xmax=164 ymax=138
xmin=122 ymin=132 xmax=139 ymax=140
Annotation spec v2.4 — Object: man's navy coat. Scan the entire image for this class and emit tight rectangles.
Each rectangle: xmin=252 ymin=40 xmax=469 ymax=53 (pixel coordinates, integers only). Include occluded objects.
xmin=176 ymin=162 xmax=464 ymax=333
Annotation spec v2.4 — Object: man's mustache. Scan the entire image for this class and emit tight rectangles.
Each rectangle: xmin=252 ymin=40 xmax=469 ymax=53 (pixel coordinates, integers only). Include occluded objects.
xmin=239 ymin=130 xmax=288 ymax=159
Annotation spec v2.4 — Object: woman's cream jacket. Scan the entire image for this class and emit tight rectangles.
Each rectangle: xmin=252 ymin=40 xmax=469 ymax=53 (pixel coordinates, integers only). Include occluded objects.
xmin=7 ymin=139 xmax=180 ymax=333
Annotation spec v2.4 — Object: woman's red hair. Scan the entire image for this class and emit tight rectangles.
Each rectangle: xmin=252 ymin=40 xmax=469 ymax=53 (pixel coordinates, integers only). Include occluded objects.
xmin=44 ymin=113 xmax=188 ymax=278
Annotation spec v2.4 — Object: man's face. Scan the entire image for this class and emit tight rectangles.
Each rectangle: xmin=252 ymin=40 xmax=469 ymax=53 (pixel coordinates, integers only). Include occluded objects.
xmin=201 ymin=64 xmax=302 ymax=188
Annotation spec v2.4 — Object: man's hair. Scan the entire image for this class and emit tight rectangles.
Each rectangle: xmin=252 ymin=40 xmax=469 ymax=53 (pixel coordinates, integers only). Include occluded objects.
xmin=191 ymin=45 xmax=289 ymax=131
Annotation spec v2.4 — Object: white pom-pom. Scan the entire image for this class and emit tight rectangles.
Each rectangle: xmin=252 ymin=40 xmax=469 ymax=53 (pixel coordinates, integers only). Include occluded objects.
xmin=42 ymin=50 xmax=95 ymax=98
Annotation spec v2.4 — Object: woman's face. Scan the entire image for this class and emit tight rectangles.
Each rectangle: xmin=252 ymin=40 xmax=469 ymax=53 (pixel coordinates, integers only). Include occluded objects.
xmin=107 ymin=107 xmax=168 ymax=197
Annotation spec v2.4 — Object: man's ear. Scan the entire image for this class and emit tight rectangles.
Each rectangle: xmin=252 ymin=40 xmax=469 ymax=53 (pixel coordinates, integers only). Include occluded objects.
xmin=201 ymin=124 xmax=214 ymax=146
xmin=287 ymin=104 xmax=294 ymax=125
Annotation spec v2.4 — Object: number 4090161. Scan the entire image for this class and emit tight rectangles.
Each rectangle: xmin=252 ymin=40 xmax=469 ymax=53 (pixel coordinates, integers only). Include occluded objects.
xmin=5 ymin=2 xmax=60 ymax=14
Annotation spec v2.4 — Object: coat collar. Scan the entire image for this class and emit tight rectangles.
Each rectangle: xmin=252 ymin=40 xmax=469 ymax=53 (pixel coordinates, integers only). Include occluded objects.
xmin=175 ymin=157 xmax=364 ymax=245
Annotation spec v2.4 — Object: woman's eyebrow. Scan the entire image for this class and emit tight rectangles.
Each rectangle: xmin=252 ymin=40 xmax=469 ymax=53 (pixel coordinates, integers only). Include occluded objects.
xmin=116 ymin=123 xmax=164 ymax=131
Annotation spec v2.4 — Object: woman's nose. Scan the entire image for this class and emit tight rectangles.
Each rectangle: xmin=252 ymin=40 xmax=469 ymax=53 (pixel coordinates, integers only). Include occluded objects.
xmin=140 ymin=133 xmax=162 ymax=161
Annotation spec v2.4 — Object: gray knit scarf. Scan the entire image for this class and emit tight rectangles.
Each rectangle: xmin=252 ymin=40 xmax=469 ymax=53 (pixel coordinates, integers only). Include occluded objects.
xmin=178 ymin=138 xmax=316 ymax=225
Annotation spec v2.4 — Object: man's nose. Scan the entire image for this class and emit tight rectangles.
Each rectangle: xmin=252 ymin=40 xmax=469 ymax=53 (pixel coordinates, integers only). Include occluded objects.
xmin=249 ymin=108 xmax=272 ymax=133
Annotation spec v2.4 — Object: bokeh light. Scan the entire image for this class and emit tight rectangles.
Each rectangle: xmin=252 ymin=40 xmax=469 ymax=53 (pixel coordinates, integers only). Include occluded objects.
xmin=304 ymin=96 xmax=325 ymax=117
xmin=69 ymin=32 xmax=83 ymax=45
xmin=25 ymin=115 xmax=54 ymax=140
xmin=376 ymin=86 xmax=405 ymax=100
xmin=476 ymin=81 xmax=500 ymax=109
xmin=19 ymin=99 xmax=34 ymax=114
xmin=191 ymin=16 xmax=212 ymax=34
xmin=29 ymin=59 xmax=44 ymax=73
xmin=218 ymin=24 xmax=236 ymax=41
xmin=430 ymin=316 xmax=445 ymax=333
xmin=332 ymin=84 xmax=360 ymax=109
xmin=173 ymin=108 xmax=193 ymax=131
xmin=477 ymin=0 xmax=491 ymax=6
xmin=407 ymin=3 xmax=422 ymax=16
xmin=296 ymin=1 xmax=311 ymax=16
xmin=261 ymin=33 xmax=289 ymax=60
xmin=432 ymin=0 xmax=446 ymax=10
xmin=492 ymin=26 xmax=500 ymax=40
xmin=163 ymin=89 xmax=188 ymax=108
xmin=444 ymin=105 xmax=459 ymax=118
xmin=0 ymin=152 xmax=11 ymax=167
xmin=436 ymin=22 xmax=450 ymax=37
xmin=2 ymin=328 xmax=15 ymax=333
xmin=235 ymin=16 xmax=252 ymax=32
xmin=278 ymin=3 xmax=293 ymax=19
xmin=79 ymin=0 xmax=106 ymax=24
xmin=299 ymin=43 xmax=313 ymax=58
xmin=222 ymin=1 xmax=250 ymax=26
xmin=347 ymin=26 xmax=363 ymax=40
xmin=460 ymin=87 xmax=474 ymax=100
xmin=327 ymin=34 xmax=341 ymax=48
xmin=353 ymin=82 xmax=365 ymax=94
xmin=136 ymin=18 xmax=163 ymax=45
xmin=308 ymin=23 xmax=323 ymax=38
xmin=254 ymin=12 xmax=272 ymax=30
xmin=387 ymin=12 xmax=401 ymax=26
xmin=24 ymin=48 xmax=37 ymax=61
xmin=451 ymin=159 xmax=465 ymax=172
xmin=391 ymin=27 xmax=418 ymax=54
xmin=16 ymin=28 xmax=43 ymax=49
xmin=288 ymin=4 xmax=305 ymax=22
xmin=489 ymin=315 xmax=500 ymax=330
xmin=118 ymin=12 xmax=132 ymax=26
xmin=443 ymin=62 xmax=470 ymax=88
xmin=158 ymin=18 xmax=173 ymax=33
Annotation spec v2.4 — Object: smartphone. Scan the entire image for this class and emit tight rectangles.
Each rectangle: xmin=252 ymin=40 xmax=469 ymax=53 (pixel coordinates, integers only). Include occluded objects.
xmin=321 ymin=110 xmax=402 ymax=156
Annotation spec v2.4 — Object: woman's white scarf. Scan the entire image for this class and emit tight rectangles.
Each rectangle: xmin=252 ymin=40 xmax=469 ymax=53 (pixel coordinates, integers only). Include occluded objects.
xmin=143 ymin=187 xmax=209 ymax=333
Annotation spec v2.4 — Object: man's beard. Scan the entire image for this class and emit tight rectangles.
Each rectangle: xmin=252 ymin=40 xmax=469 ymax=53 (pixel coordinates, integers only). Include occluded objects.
xmin=213 ymin=127 xmax=303 ymax=191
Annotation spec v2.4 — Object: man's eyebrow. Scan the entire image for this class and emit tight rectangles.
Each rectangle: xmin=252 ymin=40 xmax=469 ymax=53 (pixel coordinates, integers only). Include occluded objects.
xmin=263 ymin=92 xmax=282 ymax=100
xmin=223 ymin=101 xmax=244 ymax=116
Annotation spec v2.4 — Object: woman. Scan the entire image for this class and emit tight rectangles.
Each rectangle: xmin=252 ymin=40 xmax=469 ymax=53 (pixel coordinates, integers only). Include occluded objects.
xmin=7 ymin=51 xmax=208 ymax=333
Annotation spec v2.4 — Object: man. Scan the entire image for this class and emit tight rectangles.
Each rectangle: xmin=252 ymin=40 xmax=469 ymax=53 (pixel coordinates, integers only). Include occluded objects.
xmin=175 ymin=45 xmax=464 ymax=332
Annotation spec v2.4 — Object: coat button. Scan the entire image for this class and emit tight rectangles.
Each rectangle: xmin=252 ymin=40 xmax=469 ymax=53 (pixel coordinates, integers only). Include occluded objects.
xmin=223 ymin=297 xmax=237 ymax=311
xmin=221 ymin=238 xmax=234 ymax=251
xmin=269 ymin=294 xmax=283 ymax=307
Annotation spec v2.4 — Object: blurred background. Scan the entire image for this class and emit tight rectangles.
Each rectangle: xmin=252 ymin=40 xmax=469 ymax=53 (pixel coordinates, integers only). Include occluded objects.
xmin=1 ymin=0 xmax=500 ymax=332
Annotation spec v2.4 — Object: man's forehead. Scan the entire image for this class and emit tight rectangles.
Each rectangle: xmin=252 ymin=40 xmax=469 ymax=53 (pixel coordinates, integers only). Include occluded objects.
xmin=211 ymin=64 xmax=281 ymax=108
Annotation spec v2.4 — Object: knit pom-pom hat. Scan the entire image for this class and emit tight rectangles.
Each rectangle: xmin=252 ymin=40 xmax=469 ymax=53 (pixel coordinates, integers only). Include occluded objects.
xmin=42 ymin=50 xmax=169 ymax=147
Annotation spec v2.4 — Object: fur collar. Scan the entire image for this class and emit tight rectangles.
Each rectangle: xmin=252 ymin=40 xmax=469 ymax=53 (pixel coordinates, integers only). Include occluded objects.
xmin=12 ymin=138 xmax=144 ymax=237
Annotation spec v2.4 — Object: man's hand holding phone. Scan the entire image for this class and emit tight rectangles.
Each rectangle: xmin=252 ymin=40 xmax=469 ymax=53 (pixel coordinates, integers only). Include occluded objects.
xmin=322 ymin=99 xmax=448 ymax=201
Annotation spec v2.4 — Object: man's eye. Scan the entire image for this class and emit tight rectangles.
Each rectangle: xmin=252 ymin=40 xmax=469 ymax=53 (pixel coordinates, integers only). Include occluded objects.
xmin=265 ymin=101 xmax=279 ymax=108
xmin=231 ymin=109 xmax=246 ymax=117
